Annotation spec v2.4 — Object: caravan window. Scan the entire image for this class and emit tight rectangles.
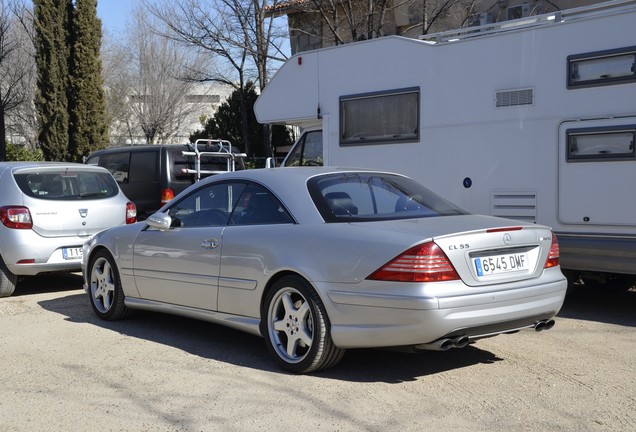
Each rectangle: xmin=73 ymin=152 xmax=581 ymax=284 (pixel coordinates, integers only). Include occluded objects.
xmin=340 ymin=88 xmax=419 ymax=145
xmin=568 ymin=46 xmax=636 ymax=89
xmin=567 ymin=126 xmax=635 ymax=162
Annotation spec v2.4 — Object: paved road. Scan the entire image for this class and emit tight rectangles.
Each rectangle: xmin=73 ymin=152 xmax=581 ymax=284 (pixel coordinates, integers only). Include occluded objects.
xmin=1 ymin=274 xmax=634 ymax=431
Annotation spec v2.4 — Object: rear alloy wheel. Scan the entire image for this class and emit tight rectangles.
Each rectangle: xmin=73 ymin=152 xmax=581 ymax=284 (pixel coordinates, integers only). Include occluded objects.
xmin=88 ymin=250 xmax=130 ymax=320
xmin=262 ymin=275 xmax=344 ymax=373
xmin=0 ymin=257 xmax=17 ymax=297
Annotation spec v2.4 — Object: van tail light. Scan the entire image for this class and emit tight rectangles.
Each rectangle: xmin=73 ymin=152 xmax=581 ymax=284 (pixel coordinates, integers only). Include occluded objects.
xmin=160 ymin=188 xmax=175 ymax=205
xmin=367 ymin=241 xmax=460 ymax=283
xmin=0 ymin=206 xmax=33 ymax=229
xmin=544 ymin=234 xmax=560 ymax=268
xmin=126 ymin=202 xmax=137 ymax=224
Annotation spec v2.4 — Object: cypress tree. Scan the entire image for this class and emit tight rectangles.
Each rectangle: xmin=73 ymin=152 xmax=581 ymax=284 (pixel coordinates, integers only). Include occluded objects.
xmin=68 ymin=0 xmax=109 ymax=162
xmin=34 ymin=0 xmax=71 ymax=161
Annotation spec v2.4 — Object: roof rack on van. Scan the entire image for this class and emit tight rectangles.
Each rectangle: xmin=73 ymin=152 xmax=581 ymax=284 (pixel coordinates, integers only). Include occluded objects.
xmin=182 ymin=139 xmax=247 ymax=181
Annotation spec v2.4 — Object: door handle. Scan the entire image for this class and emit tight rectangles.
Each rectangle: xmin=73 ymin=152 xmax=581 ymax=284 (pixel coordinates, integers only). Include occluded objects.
xmin=201 ymin=239 xmax=219 ymax=249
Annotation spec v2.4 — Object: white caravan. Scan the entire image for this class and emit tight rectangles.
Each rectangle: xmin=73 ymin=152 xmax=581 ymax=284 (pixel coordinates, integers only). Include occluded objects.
xmin=254 ymin=0 xmax=636 ymax=288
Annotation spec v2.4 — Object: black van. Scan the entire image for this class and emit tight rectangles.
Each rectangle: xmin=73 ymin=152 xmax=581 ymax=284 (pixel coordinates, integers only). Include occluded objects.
xmin=85 ymin=143 xmax=245 ymax=219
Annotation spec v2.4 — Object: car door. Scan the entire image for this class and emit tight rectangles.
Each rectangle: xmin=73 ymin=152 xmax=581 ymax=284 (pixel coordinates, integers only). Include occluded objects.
xmin=217 ymin=183 xmax=295 ymax=317
xmin=132 ymin=181 xmax=244 ymax=310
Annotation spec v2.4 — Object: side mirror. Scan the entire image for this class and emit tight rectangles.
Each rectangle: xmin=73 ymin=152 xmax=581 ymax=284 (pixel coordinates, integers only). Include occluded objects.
xmin=146 ymin=212 xmax=172 ymax=231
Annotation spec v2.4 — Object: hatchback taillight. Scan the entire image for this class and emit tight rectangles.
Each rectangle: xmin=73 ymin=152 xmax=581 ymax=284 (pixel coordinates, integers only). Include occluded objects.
xmin=367 ymin=241 xmax=460 ymax=283
xmin=544 ymin=235 xmax=560 ymax=268
xmin=160 ymin=188 xmax=175 ymax=205
xmin=126 ymin=202 xmax=137 ymax=224
xmin=0 ymin=206 xmax=33 ymax=229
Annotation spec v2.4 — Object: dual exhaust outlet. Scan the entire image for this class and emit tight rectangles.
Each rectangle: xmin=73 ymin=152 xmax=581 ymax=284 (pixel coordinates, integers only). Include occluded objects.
xmin=417 ymin=319 xmax=556 ymax=351
xmin=533 ymin=319 xmax=555 ymax=332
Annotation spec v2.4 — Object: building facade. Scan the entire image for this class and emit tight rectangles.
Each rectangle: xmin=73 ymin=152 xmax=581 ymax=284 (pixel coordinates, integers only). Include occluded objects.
xmin=269 ymin=0 xmax=608 ymax=54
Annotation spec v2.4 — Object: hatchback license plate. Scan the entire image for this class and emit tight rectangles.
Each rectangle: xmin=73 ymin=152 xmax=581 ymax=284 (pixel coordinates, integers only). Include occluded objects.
xmin=63 ymin=247 xmax=83 ymax=260
xmin=474 ymin=252 xmax=528 ymax=277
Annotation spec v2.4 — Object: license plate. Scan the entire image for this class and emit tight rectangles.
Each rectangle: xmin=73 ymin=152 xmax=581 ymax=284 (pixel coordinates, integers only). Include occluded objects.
xmin=474 ymin=252 xmax=529 ymax=277
xmin=63 ymin=247 xmax=83 ymax=260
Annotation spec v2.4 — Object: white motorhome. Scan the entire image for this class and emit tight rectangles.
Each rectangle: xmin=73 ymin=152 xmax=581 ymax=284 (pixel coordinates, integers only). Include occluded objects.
xmin=254 ymin=0 xmax=636 ymax=289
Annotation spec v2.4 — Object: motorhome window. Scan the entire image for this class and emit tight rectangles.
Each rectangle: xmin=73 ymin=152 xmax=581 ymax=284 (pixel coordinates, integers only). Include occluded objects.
xmin=568 ymin=47 xmax=636 ymax=89
xmin=340 ymin=88 xmax=419 ymax=145
xmin=567 ymin=127 xmax=635 ymax=162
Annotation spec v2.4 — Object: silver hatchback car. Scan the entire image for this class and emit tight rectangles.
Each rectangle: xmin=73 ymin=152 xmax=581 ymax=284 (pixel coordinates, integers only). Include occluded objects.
xmin=0 ymin=162 xmax=136 ymax=297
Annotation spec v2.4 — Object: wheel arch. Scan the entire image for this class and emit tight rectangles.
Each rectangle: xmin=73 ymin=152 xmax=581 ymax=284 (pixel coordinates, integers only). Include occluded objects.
xmin=86 ymin=244 xmax=139 ymax=298
xmin=260 ymin=270 xmax=307 ymax=320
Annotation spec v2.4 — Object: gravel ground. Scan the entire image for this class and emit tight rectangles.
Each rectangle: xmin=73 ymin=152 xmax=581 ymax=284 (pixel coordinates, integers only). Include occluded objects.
xmin=0 ymin=273 xmax=634 ymax=432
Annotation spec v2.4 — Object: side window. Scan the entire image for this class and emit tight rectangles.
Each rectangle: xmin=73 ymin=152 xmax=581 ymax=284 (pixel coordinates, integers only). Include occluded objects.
xmin=129 ymin=151 xmax=158 ymax=182
xmin=232 ymin=184 xmax=294 ymax=225
xmin=167 ymin=182 xmax=245 ymax=228
xmin=567 ymin=126 xmax=636 ymax=162
xmin=99 ymin=152 xmax=130 ymax=183
xmin=340 ymin=87 xmax=419 ymax=145
xmin=568 ymin=46 xmax=636 ymax=89
xmin=284 ymin=130 xmax=323 ymax=167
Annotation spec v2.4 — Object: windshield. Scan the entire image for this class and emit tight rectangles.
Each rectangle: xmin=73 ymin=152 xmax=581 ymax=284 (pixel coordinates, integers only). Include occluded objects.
xmin=308 ymin=172 xmax=467 ymax=222
xmin=14 ymin=170 xmax=120 ymax=200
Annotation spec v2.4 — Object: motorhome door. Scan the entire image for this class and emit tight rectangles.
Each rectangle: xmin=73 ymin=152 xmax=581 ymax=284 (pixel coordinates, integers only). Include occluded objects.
xmin=558 ymin=118 xmax=636 ymax=227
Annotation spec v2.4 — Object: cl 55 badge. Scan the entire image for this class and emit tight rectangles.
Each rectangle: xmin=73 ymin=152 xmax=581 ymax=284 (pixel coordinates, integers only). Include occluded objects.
xmin=449 ymin=243 xmax=469 ymax=250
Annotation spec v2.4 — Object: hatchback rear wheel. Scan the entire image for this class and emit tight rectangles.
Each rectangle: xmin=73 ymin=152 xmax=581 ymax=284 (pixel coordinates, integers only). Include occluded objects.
xmin=261 ymin=275 xmax=344 ymax=373
xmin=0 ymin=257 xmax=17 ymax=297
xmin=88 ymin=250 xmax=130 ymax=320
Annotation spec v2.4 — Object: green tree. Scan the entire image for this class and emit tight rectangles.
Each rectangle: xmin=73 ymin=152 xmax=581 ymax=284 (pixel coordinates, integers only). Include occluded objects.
xmin=190 ymin=82 xmax=292 ymax=158
xmin=34 ymin=0 xmax=71 ymax=161
xmin=68 ymin=0 xmax=109 ymax=162
xmin=6 ymin=143 xmax=44 ymax=161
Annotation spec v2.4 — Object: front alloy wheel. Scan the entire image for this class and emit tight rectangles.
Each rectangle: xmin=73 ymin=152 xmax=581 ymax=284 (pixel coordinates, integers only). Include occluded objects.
xmin=262 ymin=275 xmax=344 ymax=373
xmin=88 ymin=250 xmax=129 ymax=320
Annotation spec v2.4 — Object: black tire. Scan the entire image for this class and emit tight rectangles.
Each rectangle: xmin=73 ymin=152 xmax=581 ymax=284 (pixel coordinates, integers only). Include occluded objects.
xmin=261 ymin=275 xmax=345 ymax=373
xmin=87 ymin=249 xmax=130 ymax=320
xmin=0 ymin=257 xmax=17 ymax=297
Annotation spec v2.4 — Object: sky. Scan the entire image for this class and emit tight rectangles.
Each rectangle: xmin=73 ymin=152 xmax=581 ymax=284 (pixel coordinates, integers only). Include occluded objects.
xmin=96 ymin=0 xmax=145 ymax=37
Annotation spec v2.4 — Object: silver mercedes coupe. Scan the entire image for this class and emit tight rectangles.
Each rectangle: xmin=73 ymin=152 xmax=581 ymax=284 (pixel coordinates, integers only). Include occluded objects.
xmin=82 ymin=167 xmax=567 ymax=373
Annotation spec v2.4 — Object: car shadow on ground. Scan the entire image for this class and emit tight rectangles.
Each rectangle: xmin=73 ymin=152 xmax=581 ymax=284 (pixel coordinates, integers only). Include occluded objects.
xmin=13 ymin=272 xmax=84 ymax=297
xmin=558 ymin=286 xmax=636 ymax=327
xmin=37 ymin=291 xmax=503 ymax=383
xmin=27 ymin=274 xmax=636 ymax=379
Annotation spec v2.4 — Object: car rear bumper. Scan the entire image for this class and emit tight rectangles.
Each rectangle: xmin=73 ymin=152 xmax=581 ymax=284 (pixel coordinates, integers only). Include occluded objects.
xmin=322 ymin=270 xmax=567 ymax=349
xmin=1 ymin=230 xmax=88 ymax=276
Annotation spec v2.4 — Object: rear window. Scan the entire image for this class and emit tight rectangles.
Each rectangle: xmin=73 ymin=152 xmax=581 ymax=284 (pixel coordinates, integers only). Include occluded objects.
xmin=308 ymin=172 xmax=467 ymax=222
xmin=14 ymin=170 xmax=120 ymax=200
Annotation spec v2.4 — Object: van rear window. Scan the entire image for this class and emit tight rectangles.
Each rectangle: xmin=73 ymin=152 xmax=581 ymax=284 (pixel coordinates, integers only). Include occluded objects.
xmin=170 ymin=148 xmax=244 ymax=181
xmin=14 ymin=171 xmax=120 ymax=200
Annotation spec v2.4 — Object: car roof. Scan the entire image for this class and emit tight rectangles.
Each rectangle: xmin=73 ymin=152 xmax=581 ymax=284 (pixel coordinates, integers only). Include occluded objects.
xmin=201 ymin=166 xmax=394 ymax=183
xmin=0 ymin=161 xmax=109 ymax=173
xmin=87 ymin=144 xmax=188 ymax=155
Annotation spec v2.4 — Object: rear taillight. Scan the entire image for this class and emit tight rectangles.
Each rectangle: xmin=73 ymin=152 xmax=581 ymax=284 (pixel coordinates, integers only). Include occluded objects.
xmin=160 ymin=188 xmax=175 ymax=205
xmin=126 ymin=202 xmax=137 ymax=224
xmin=544 ymin=235 xmax=560 ymax=268
xmin=0 ymin=206 xmax=33 ymax=229
xmin=367 ymin=241 xmax=460 ymax=283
